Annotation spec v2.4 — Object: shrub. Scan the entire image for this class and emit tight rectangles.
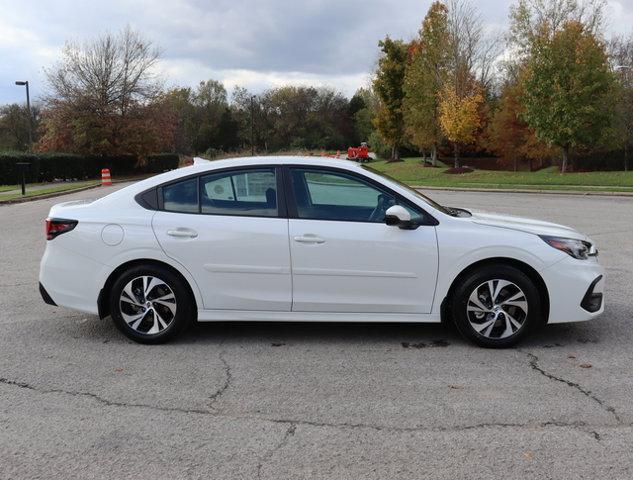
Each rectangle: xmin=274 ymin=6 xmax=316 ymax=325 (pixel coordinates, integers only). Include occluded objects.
xmin=0 ymin=152 xmax=180 ymax=185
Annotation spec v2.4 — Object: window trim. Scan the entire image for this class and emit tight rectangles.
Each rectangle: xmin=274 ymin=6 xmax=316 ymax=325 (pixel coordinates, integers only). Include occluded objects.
xmin=147 ymin=165 xmax=287 ymax=219
xmin=282 ymin=165 xmax=438 ymax=226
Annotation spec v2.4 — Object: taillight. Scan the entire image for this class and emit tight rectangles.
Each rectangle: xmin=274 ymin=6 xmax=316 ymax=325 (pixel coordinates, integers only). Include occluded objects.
xmin=45 ymin=218 xmax=78 ymax=240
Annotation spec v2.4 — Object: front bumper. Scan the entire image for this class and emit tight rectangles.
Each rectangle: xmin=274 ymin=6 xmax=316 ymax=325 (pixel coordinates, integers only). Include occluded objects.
xmin=542 ymin=256 xmax=605 ymax=323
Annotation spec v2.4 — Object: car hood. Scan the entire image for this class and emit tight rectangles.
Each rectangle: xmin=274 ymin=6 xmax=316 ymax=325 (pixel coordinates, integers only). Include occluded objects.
xmin=467 ymin=210 xmax=588 ymax=241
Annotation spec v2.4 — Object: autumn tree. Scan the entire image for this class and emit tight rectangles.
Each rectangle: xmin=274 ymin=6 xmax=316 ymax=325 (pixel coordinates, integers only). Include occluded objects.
xmin=434 ymin=0 xmax=490 ymax=168
xmin=373 ymin=37 xmax=408 ymax=161
xmin=38 ymin=27 xmax=171 ymax=158
xmin=522 ymin=20 xmax=615 ymax=172
xmin=509 ymin=0 xmax=605 ymax=56
xmin=403 ymin=1 xmax=450 ymax=166
xmin=487 ymin=79 xmax=554 ymax=171
xmin=438 ymin=82 xmax=484 ymax=167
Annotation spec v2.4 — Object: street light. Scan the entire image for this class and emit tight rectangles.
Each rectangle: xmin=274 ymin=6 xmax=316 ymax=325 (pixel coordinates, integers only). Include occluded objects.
xmin=15 ymin=80 xmax=32 ymax=149
xmin=250 ymin=95 xmax=256 ymax=156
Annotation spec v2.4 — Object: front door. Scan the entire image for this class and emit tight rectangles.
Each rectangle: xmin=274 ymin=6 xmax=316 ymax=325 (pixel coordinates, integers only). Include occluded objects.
xmin=286 ymin=167 xmax=438 ymax=313
xmin=152 ymin=166 xmax=292 ymax=311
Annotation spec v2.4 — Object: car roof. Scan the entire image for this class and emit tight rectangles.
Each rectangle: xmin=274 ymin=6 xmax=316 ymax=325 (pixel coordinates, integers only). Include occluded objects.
xmin=190 ymin=155 xmax=362 ymax=171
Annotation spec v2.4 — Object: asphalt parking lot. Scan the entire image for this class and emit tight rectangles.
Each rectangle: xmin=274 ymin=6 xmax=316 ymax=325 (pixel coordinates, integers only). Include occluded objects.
xmin=1 ymin=184 xmax=632 ymax=479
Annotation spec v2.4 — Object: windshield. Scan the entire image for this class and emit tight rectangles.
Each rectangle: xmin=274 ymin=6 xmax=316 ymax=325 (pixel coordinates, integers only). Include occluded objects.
xmin=361 ymin=165 xmax=455 ymax=216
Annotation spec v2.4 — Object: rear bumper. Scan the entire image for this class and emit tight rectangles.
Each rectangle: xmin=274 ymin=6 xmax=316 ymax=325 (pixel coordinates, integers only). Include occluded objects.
xmin=542 ymin=256 xmax=605 ymax=323
xmin=39 ymin=282 xmax=57 ymax=306
xmin=39 ymin=242 xmax=104 ymax=315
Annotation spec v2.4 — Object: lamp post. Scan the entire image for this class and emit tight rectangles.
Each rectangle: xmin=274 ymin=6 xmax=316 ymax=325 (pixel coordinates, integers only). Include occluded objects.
xmin=250 ymin=95 xmax=256 ymax=156
xmin=15 ymin=80 xmax=32 ymax=149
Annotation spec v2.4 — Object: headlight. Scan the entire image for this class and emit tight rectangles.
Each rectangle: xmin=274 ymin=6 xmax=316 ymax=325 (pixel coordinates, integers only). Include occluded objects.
xmin=539 ymin=235 xmax=596 ymax=260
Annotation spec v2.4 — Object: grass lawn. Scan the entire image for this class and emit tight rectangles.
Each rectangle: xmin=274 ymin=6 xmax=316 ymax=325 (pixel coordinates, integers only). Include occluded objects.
xmin=368 ymin=158 xmax=633 ymax=192
xmin=0 ymin=181 xmax=100 ymax=202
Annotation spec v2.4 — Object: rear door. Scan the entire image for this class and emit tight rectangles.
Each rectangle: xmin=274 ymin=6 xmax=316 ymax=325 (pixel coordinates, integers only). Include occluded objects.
xmin=285 ymin=166 xmax=439 ymax=313
xmin=152 ymin=166 xmax=292 ymax=311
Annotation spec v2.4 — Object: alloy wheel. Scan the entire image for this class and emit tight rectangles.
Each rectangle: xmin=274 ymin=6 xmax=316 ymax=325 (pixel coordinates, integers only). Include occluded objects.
xmin=119 ymin=275 xmax=177 ymax=335
xmin=466 ymin=279 xmax=528 ymax=339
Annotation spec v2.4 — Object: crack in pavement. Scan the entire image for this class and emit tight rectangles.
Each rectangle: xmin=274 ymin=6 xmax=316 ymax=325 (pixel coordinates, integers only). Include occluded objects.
xmin=0 ymin=377 xmax=210 ymax=416
xmin=0 ymin=375 xmax=623 ymax=441
xmin=208 ymin=351 xmax=232 ymax=410
xmin=525 ymin=352 xmax=622 ymax=424
xmin=256 ymin=423 xmax=296 ymax=479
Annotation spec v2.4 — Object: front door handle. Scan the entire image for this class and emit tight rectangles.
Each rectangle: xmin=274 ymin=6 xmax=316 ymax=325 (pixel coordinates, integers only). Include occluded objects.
xmin=293 ymin=234 xmax=325 ymax=244
xmin=167 ymin=228 xmax=198 ymax=238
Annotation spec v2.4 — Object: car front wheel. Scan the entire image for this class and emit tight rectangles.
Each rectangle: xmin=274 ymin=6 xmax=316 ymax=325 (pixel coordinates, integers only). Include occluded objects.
xmin=109 ymin=265 xmax=194 ymax=344
xmin=451 ymin=265 xmax=542 ymax=348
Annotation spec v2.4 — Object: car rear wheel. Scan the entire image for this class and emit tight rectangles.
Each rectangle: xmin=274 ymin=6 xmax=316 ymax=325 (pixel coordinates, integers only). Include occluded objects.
xmin=451 ymin=265 xmax=542 ymax=348
xmin=109 ymin=265 xmax=194 ymax=344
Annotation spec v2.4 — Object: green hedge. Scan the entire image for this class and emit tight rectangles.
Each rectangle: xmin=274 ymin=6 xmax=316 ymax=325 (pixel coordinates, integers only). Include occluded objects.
xmin=0 ymin=152 xmax=180 ymax=185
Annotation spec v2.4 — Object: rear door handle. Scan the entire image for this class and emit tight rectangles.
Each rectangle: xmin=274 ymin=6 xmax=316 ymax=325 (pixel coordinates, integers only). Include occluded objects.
xmin=293 ymin=234 xmax=325 ymax=244
xmin=167 ymin=228 xmax=198 ymax=238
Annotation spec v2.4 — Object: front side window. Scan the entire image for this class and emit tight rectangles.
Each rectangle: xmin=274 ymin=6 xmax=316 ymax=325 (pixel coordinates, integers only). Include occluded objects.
xmin=200 ymin=168 xmax=278 ymax=217
xmin=289 ymin=168 xmax=423 ymax=223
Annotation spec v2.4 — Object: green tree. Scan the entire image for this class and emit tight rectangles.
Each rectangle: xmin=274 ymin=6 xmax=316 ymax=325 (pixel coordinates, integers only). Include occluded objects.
xmin=522 ymin=20 xmax=616 ymax=172
xmin=0 ymin=104 xmax=40 ymax=151
xmin=610 ymin=35 xmax=633 ymax=171
xmin=373 ymin=37 xmax=408 ymax=161
xmin=191 ymin=80 xmax=228 ymax=153
xmin=349 ymin=87 xmax=378 ymax=145
xmin=403 ymin=1 xmax=450 ymax=166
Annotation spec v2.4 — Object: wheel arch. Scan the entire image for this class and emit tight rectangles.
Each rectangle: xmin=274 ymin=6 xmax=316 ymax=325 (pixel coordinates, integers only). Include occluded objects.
xmin=440 ymin=257 xmax=550 ymax=325
xmin=97 ymin=258 xmax=199 ymax=320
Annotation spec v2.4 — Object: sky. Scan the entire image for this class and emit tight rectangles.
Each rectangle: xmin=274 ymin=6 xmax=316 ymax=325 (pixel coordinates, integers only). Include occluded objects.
xmin=1 ymin=0 xmax=633 ymax=105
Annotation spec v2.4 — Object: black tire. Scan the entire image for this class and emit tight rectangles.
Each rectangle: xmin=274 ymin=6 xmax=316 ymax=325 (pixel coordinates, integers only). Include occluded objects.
xmin=109 ymin=264 xmax=194 ymax=344
xmin=450 ymin=264 xmax=542 ymax=348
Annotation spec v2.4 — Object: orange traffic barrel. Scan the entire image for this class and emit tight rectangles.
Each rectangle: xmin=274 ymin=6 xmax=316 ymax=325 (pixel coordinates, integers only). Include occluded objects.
xmin=101 ymin=168 xmax=112 ymax=186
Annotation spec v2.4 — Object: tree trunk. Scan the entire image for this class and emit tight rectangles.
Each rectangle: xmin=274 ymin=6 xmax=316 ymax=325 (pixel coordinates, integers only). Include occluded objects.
xmin=561 ymin=146 xmax=569 ymax=173
xmin=390 ymin=145 xmax=401 ymax=161
xmin=420 ymin=148 xmax=426 ymax=164
xmin=513 ymin=157 xmax=518 ymax=172
xmin=625 ymin=143 xmax=629 ymax=172
xmin=431 ymin=144 xmax=437 ymax=167
xmin=453 ymin=143 xmax=460 ymax=169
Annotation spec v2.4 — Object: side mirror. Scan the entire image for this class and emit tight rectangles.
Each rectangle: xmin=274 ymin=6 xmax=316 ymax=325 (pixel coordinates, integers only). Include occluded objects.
xmin=385 ymin=205 xmax=416 ymax=229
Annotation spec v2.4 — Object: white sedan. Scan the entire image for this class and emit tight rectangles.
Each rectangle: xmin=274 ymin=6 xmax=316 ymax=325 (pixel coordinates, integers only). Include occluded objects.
xmin=39 ymin=156 xmax=604 ymax=347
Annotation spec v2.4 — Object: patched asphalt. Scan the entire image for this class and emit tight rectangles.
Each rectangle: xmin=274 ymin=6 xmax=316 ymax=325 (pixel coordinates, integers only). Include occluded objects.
xmin=1 ymin=184 xmax=632 ymax=479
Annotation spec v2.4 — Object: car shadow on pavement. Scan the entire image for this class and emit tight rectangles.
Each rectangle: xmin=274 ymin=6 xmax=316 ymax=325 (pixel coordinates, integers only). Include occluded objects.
xmin=177 ymin=319 xmax=602 ymax=350
xmin=75 ymin=314 xmax=604 ymax=350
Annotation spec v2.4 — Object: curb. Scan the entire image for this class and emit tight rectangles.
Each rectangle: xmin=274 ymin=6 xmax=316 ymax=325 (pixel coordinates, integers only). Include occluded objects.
xmin=413 ymin=185 xmax=633 ymax=197
xmin=0 ymin=183 xmax=103 ymax=206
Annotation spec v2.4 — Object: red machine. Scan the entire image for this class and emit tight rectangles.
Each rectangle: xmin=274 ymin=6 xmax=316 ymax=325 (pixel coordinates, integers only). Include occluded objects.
xmin=347 ymin=142 xmax=370 ymax=162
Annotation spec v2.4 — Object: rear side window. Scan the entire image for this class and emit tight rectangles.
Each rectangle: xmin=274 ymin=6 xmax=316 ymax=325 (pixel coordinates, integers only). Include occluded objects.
xmin=200 ymin=168 xmax=278 ymax=217
xmin=163 ymin=178 xmax=198 ymax=213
